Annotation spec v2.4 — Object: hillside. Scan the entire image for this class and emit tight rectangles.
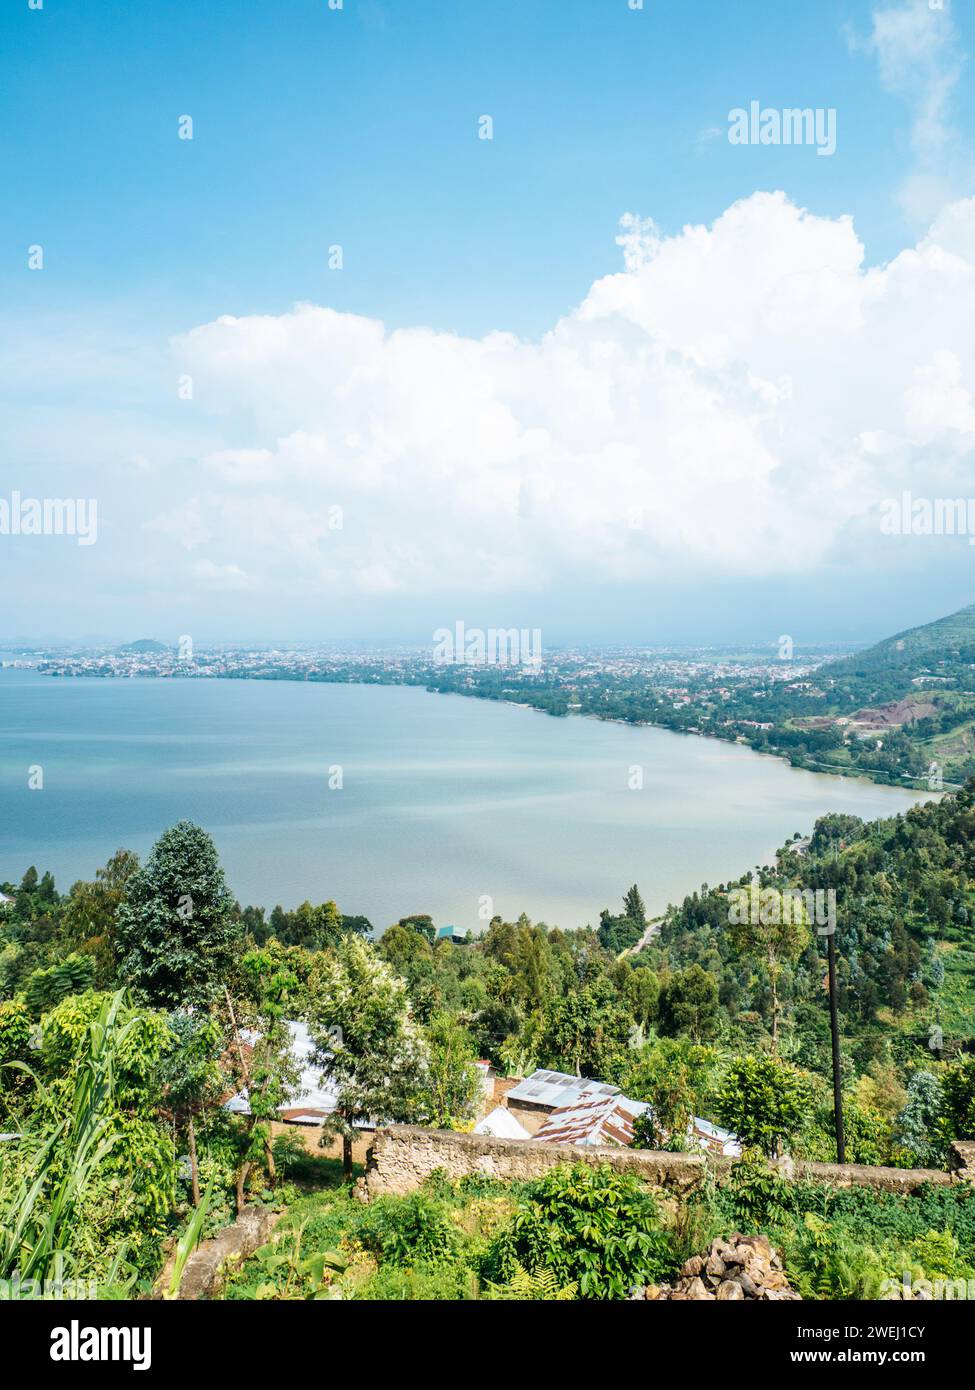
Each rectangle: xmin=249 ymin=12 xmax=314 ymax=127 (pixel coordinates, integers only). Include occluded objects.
xmin=736 ymin=602 xmax=975 ymax=788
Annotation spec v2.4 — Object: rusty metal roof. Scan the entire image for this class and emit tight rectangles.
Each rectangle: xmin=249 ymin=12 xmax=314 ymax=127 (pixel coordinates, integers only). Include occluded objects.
xmin=532 ymin=1089 xmax=650 ymax=1147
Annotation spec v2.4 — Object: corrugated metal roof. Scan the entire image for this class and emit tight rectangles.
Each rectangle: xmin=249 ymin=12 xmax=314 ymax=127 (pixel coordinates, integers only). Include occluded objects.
xmin=532 ymin=1088 xmax=650 ymax=1147
xmin=506 ymin=1069 xmax=620 ymax=1109
xmin=224 ymin=1020 xmax=340 ymax=1120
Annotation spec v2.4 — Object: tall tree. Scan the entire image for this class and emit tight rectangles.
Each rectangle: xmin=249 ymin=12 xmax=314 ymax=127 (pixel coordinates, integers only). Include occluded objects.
xmin=115 ymin=822 xmax=240 ymax=1010
xmin=307 ymin=936 xmax=429 ymax=1176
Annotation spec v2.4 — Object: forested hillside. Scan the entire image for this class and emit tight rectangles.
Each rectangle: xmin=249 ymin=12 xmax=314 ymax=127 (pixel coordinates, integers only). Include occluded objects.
xmin=3 ymin=789 xmax=975 ymax=1297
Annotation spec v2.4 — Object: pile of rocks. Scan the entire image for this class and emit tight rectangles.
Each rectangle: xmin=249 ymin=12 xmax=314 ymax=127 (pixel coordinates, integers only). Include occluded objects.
xmin=633 ymin=1232 xmax=801 ymax=1301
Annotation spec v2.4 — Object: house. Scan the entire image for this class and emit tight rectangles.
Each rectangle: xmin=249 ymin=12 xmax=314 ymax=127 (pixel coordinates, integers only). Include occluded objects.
xmin=504 ymin=1068 xmax=740 ymax=1154
xmin=504 ymin=1069 xmax=621 ymax=1134
xmin=436 ymin=925 xmax=468 ymax=945
xmin=473 ymin=1106 xmax=532 ymax=1140
xmin=223 ymin=1020 xmax=368 ymax=1127
xmin=531 ymin=1089 xmax=650 ymax=1147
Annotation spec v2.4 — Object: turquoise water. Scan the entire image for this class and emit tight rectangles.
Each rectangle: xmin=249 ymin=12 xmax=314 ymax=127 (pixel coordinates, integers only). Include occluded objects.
xmin=0 ymin=669 xmax=930 ymax=932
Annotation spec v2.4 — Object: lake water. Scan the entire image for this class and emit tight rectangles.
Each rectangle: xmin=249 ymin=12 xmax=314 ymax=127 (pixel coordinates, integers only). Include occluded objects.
xmin=0 ymin=669 xmax=931 ymax=932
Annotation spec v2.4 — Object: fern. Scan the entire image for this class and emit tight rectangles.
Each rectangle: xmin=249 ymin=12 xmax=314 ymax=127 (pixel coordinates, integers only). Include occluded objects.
xmin=486 ymin=1261 xmax=577 ymax=1301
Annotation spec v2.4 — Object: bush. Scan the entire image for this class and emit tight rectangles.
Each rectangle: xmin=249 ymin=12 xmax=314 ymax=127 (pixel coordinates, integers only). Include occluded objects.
xmin=942 ymin=1057 xmax=975 ymax=1141
xmin=715 ymin=1054 xmax=814 ymax=1156
xmin=354 ymin=1191 xmax=459 ymax=1267
xmin=483 ymin=1162 xmax=676 ymax=1299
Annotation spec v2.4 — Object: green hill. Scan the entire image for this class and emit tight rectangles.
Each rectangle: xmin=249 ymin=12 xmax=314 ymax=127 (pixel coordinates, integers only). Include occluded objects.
xmin=821 ymin=602 xmax=975 ymax=705
xmin=116 ymin=638 xmax=170 ymax=655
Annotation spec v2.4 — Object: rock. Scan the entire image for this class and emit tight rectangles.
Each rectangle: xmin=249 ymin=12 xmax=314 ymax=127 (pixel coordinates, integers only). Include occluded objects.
xmin=649 ymin=1232 xmax=799 ymax=1302
xmin=705 ymin=1253 xmax=727 ymax=1279
xmin=686 ymin=1277 xmax=715 ymax=1300
xmin=734 ymin=1270 xmax=760 ymax=1298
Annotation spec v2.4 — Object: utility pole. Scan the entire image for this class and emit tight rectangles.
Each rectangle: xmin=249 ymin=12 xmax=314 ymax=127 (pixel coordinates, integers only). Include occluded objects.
xmin=824 ymin=840 xmax=845 ymax=1163
xmin=826 ymin=926 xmax=845 ymax=1163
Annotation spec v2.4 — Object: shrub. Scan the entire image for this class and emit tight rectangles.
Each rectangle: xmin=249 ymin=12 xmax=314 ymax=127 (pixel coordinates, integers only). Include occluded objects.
xmin=484 ymin=1162 xmax=676 ymax=1299
xmin=942 ymin=1057 xmax=975 ymax=1141
xmin=715 ymin=1053 xmax=815 ymax=1156
xmin=354 ymin=1191 xmax=459 ymax=1267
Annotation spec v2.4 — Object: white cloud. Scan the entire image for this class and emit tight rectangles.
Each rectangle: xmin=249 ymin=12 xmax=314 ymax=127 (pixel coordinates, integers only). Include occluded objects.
xmin=166 ymin=191 xmax=975 ymax=601
xmin=190 ymin=559 xmax=254 ymax=591
xmin=853 ymin=0 xmax=970 ymax=222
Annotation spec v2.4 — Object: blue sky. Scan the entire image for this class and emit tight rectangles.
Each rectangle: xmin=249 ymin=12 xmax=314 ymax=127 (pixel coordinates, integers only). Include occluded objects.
xmin=4 ymin=0 xmax=969 ymax=336
xmin=2 ymin=0 xmax=975 ymax=645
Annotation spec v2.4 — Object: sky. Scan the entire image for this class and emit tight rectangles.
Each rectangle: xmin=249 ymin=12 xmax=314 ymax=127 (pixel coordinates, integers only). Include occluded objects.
xmin=2 ymin=0 xmax=974 ymax=647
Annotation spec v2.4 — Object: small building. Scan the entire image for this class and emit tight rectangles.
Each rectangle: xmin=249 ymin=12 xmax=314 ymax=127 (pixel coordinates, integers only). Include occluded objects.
xmin=532 ymin=1089 xmax=650 ymax=1147
xmin=506 ymin=1067 xmax=740 ymax=1153
xmin=473 ymin=1106 xmax=532 ymax=1140
xmin=224 ymin=1020 xmax=361 ymax=1127
xmin=436 ymin=925 xmax=467 ymax=945
xmin=505 ymin=1069 xmax=623 ymax=1134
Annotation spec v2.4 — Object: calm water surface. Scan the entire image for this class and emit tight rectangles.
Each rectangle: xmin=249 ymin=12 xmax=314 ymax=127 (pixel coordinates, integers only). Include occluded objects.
xmin=0 ymin=670 xmax=931 ymax=931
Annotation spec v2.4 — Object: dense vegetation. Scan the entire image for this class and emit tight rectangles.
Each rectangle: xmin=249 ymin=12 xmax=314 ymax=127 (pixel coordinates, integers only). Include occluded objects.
xmin=2 ymin=782 xmax=975 ymax=1298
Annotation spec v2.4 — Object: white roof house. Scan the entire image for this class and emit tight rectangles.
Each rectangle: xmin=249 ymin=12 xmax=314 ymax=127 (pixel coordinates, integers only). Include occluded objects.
xmin=505 ymin=1069 xmax=620 ymax=1112
xmin=223 ymin=1020 xmax=348 ymax=1126
xmin=473 ymin=1106 xmax=532 ymax=1140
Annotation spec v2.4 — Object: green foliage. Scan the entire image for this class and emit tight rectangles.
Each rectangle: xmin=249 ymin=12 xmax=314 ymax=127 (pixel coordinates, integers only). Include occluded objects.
xmin=942 ymin=1055 xmax=975 ymax=1140
xmin=354 ymin=1191 xmax=459 ymax=1266
xmin=658 ymin=965 xmax=720 ymax=1041
xmin=307 ymin=936 xmax=430 ymax=1166
xmin=484 ymin=1163 xmax=676 ymax=1299
xmin=484 ymin=1261 xmax=577 ymax=1300
xmin=115 ymin=821 xmax=240 ymax=1010
xmin=0 ymin=990 xmax=175 ymax=1288
xmin=24 ymin=953 xmax=95 ymax=1018
xmin=715 ymin=1054 xmax=815 ymax=1156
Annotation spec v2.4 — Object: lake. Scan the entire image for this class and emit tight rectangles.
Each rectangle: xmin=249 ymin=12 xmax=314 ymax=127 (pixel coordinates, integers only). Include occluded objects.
xmin=0 ymin=669 xmax=931 ymax=932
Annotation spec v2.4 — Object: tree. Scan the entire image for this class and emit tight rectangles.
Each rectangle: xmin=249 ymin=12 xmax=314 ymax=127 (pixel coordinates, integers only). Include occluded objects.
xmin=658 ymin=965 xmax=720 ymax=1041
xmin=156 ymin=1010 xmax=223 ymax=1206
xmin=416 ymin=1013 xmax=482 ymax=1129
xmin=895 ymin=1071 xmax=945 ymax=1167
xmin=538 ymin=978 xmax=632 ymax=1078
xmin=941 ymin=1056 xmax=975 ymax=1142
xmin=60 ymin=849 xmax=140 ymax=987
xmin=115 ymin=822 xmax=240 ymax=1010
xmin=715 ymin=1053 xmax=815 ymax=1157
xmin=227 ymin=946 xmax=304 ymax=1206
xmin=624 ymin=1037 xmax=720 ymax=1149
xmin=307 ymin=936 xmax=429 ymax=1176
xmin=727 ymin=884 xmax=810 ymax=1048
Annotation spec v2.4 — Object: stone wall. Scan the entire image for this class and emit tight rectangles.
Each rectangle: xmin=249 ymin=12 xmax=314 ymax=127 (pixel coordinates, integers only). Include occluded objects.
xmin=160 ymin=1205 xmax=281 ymax=1301
xmin=361 ymin=1125 xmax=960 ymax=1200
xmin=362 ymin=1125 xmax=707 ymax=1197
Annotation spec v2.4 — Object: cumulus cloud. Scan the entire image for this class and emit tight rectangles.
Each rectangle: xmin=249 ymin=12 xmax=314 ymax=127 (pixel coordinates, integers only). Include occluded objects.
xmin=163 ymin=190 xmax=975 ymax=602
